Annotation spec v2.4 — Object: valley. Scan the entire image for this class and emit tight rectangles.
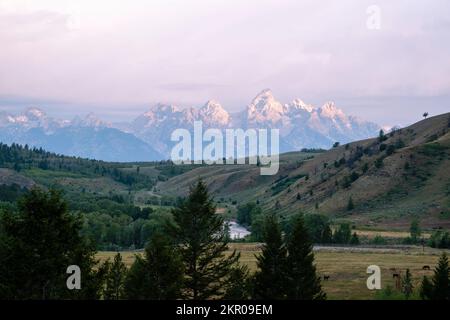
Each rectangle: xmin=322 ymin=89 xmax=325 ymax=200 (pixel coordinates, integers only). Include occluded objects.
xmin=1 ymin=112 xmax=449 ymax=240
xmin=97 ymin=243 xmax=450 ymax=300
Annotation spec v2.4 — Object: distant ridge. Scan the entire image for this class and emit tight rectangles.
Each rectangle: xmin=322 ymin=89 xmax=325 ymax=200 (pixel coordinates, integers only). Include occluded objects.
xmin=0 ymin=89 xmax=380 ymax=161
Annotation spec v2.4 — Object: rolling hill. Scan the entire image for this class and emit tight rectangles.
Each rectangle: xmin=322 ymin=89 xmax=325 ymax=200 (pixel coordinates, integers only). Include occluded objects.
xmin=156 ymin=112 xmax=450 ymax=230
xmin=1 ymin=112 xmax=449 ymax=231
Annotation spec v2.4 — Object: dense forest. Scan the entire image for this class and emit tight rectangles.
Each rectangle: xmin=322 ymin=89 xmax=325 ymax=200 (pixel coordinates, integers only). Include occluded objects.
xmin=1 ymin=183 xmax=449 ymax=300
xmin=0 ymin=142 xmax=160 ymax=187
xmin=0 ymin=142 xmax=449 ymax=251
xmin=0 ymin=182 xmax=328 ymax=300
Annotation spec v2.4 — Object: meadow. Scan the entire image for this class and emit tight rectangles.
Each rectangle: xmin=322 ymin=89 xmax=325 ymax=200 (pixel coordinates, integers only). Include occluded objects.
xmin=97 ymin=243 xmax=450 ymax=300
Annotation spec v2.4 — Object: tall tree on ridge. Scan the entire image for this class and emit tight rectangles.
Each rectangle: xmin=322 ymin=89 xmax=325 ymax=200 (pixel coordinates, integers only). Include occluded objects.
xmin=253 ymin=214 xmax=288 ymax=299
xmin=285 ymin=214 xmax=326 ymax=300
xmin=168 ymin=180 xmax=239 ymax=300
xmin=124 ymin=232 xmax=183 ymax=300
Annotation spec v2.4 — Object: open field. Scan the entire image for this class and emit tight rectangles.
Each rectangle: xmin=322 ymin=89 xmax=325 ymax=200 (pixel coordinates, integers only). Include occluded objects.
xmin=353 ymin=229 xmax=431 ymax=239
xmin=97 ymin=243 xmax=450 ymax=300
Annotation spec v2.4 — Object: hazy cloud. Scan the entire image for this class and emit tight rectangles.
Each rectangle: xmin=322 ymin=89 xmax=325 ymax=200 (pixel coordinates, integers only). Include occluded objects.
xmin=0 ymin=0 xmax=449 ymax=126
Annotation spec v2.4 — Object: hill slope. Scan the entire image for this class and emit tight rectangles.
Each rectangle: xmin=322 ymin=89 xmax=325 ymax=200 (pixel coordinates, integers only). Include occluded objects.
xmin=157 ymin=113 xmax=450 ymax=229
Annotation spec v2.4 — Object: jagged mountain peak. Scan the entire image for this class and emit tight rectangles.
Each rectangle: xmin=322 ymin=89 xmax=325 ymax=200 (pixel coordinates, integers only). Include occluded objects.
xmin=201 ymin=99 xmax=223 ymax=110
xmin=287 ymin=98 xmax=315 ymax=113
xmin=199 ymin=100 xmax=230 ymax=126
xmin=147 ymin=103 xmax=181 ymax=115
xmin=23 ymin=107 xmax=47 ymax=119
xmin=247 ymin=88 xmax=285 ymax=123
xmin=318 ymin=101 xmax=346 ymax=119
xmin=250 ymin=88 xmax=281 ymax=111
xmin=81 ymin=112 xmax=110 ymax=128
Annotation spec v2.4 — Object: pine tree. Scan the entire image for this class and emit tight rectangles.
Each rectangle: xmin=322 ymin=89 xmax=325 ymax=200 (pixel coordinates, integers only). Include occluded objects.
xmin=410 ymin=219 xmax=421 ymax=243
xmin=401 ymin=269 xmax=414 ymax=299
xmin=223 ymin=264 xmax=251 ymax=300
xmin=253 ymin=214 xmax=288 ymax=299
xmin=285 ymin=214 xmax=326 ymax=300
xmin=124 ymin=232 xmax=183 ymax=300
xmin=321 ymin=224 xmax=333 ymax=244
xmin=0 ymin=188 xmax=103 ymax=299
xmin=168 ymin=180 xmax=239 ymax=300
xmin=333 ymin=223 xmax=352 ymax=244
xmin=103 ymin=253 xmax=127 ymax=300
xmin=431 ymin=252 xmax=450 ymax=300
xmin=347 ymin=196 xmax=355 ymax=211
xmin=420 ymin=276 xmax=434 ymax=300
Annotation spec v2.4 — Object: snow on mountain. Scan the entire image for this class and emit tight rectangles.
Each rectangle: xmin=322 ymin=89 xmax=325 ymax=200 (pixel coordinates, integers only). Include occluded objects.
xmin=0 ymin=107 xmax=162 ymax=161
xmin=246 ymin=89 xmax=286 ymax=125
xmin=71 ymin=113 xmax=112 ymax=128
xmin=198 ymin=100 xmax=230 ymax=127
xmin=0 ymin=90 xmax=381 ymax=160
xmin=131 ymin=89 xmax=380 ymax=156
xmin=286 ymin=98 xmax=315 ymax=113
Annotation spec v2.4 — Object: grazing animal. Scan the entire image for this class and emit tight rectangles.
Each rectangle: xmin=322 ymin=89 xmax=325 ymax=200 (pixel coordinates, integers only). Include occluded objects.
xmin=323 ymin=275 xmax=330 ymax=281
xmin=422 ymin=265 xmax=431 ymax=270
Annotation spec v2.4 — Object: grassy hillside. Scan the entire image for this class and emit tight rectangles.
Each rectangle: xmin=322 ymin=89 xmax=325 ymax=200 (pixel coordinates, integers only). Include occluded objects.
xmin=156 ymin=113 xmax=450 ymax=230
xmin=1 ymin=113 xmax=449 ymax=233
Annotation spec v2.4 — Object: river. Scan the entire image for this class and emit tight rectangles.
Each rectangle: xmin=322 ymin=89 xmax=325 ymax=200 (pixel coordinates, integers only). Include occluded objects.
xmin=227 ymin=221 xmax=251 ymax=240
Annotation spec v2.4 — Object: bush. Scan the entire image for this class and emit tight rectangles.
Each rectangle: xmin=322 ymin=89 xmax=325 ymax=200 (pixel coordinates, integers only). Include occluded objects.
xmin=371 ymin=235 xmax=387 ymax=245
xmin=375 ymin=157 xmax=384 ymax=169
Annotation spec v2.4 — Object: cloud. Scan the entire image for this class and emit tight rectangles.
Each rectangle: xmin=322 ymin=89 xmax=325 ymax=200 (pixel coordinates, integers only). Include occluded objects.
xmin=0 ymin=10 xmax=70 ymax=42
xmin=0 ymin=0 xmax=449 ymax=126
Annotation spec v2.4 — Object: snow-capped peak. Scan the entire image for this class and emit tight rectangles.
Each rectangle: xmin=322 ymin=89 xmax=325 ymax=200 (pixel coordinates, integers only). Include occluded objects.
xmin=139 ymin=103 xmax=182 ymax=123
xmin=318 ymin=101 xmax=346 ymax=119
xmin=247 ymin=89 xmax=285 ymax=124
xmin=287 ymin=98 xmax=315 ymax=113
xmin=23 ymin=107 xmax=47 ymax=120
xmin=84 ymin=113 xmax=107 ymax=127
xmin=250 ymin=88 xmax=283 ymax=112
xmin=71 ymin=113 xmax=110 ymax=128
xmin=199 ymin=100 xmax=230 ymax=126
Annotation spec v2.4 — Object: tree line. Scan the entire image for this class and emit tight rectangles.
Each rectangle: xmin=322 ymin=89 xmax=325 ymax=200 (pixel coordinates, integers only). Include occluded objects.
xmin=237 ymin=202 xmax=359 ymax=245
xmin=0 ymin=181 xmax=325 ymax=300
xmin=0 ymin=142 xmax=156 ymax=188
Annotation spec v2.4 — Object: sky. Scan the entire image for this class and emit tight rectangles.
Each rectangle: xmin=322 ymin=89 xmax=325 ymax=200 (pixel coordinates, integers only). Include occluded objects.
xmin=1 ymin=0 xmax=449 ymax=127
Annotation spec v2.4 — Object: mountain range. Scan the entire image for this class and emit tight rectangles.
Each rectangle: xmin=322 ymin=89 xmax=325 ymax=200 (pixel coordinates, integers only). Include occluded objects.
xmin=0 ymin=89 xmax=381 ymax=161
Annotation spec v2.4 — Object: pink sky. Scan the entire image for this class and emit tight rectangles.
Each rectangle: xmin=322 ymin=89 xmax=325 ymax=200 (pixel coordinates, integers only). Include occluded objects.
xmin=1 ymin=0 xmax=450 ymax=126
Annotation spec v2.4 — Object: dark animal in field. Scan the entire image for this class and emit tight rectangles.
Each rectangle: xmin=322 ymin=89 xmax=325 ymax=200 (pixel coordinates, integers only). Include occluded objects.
xmin=323 ymin=275 xmax=330 ymax=281
xmin=422 ymin=265 xmax=431 ymax=270
xmin=393 ymin=273 xmax=400 ymax=278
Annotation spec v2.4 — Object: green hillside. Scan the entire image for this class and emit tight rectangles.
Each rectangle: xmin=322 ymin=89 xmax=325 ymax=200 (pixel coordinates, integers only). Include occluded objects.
xmin=1 ymin=113 xmax=449 ymax=249
xmin=156 ymin=113 xmax=450 ymax=230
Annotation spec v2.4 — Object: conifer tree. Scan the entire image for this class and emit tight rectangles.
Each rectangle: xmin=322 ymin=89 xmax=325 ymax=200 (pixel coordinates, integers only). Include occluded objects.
xmin=285 ymin=214 xmax=326 ymax=300
xmin=223 ymin=264 xmax=251 ymax=300
xmin=347 ymin=196 xmax=355 ymax=211
xmin=401 ymin=269 xmax=414 ymax=299
xmin=431 ymin=252 xmax=450 ymax=300
xmin=103 ymin=253 xmax=127 ymax=300
xmin=0 ymin=188 xmax=103 ymax=299
xmin=410 ymin=219 xmax=421 ymax=243
xmin=420 ymin=276 xmax=434 ymax=300
xmin=253 ymin=214 xmax=288 ymax=299
xmin=168 ymin=180 xmax=239 ymax=300
xmin=420 ymin=252 xmax=450 ymax=300
xmin=321 ymin=224 xmax=333 ymax=244
xmin=124 ymin=232 xmax=183 ymax=300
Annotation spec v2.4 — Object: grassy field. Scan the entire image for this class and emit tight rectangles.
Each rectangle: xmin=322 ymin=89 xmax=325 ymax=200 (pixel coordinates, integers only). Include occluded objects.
xmin=97 ymin=243 xmax=449 ymax=300
xmin=353 ymin=229 xmax=431 ymax=239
